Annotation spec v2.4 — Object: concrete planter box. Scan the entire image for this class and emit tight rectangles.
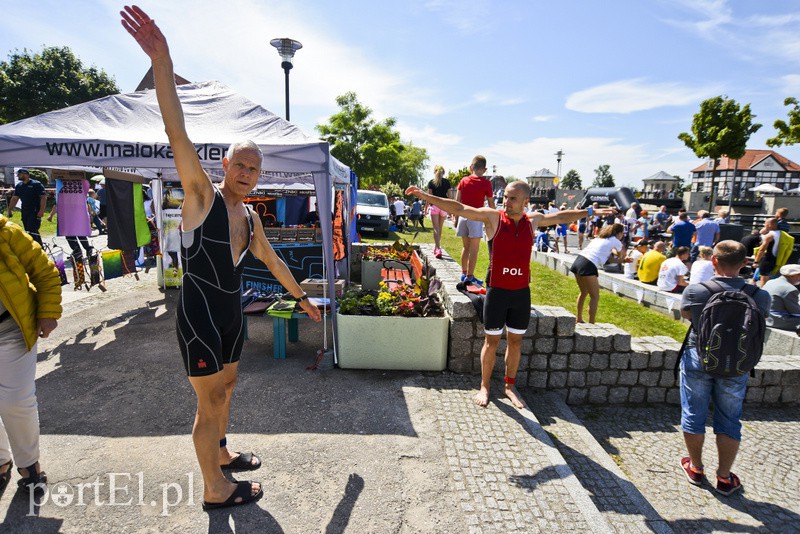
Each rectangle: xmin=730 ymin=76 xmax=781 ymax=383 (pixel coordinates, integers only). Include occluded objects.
xmin=337 ymin=311 xmax=449 ymax=371
xmin=360 ymin=259 xmax=411 ymax=290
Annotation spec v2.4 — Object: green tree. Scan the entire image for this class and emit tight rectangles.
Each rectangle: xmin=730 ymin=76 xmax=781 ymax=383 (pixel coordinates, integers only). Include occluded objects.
xmin=678 ymin=95 xmax=761 ymax=212
xmin=591 ymin=164 xmax=614 ymax=187
xmin=380 ymin=182 xmax=403 ymax=199
xmin=316 ymin=92 xmax=428 ymax=189
xmin=767 ymin=97 xmax=800 ymax=147
xmin=445 ymin=166 xmax=470 ymax=187
xmin=0 ymin=46 xmax=119 ymax=124
xmin=29 ymin=168 xmax=49 ymax=186
xmin=560 ymin=169 xmax=582 ymax=189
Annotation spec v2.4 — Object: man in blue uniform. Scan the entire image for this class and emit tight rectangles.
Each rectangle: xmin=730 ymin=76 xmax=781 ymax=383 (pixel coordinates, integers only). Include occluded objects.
xmin=7 ymin=169 xmax=47 ymax=245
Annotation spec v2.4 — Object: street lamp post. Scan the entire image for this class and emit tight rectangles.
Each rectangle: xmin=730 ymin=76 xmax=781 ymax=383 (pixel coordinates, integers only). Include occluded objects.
xmin=269 ymin=37 xmax=303 ymax=121
xmin=554 ymin=149 xmax=564 ymax=188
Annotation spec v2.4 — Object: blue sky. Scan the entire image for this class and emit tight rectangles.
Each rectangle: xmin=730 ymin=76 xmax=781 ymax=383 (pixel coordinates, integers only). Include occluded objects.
xmin=3 ymin=0 xmax=800 ymax=187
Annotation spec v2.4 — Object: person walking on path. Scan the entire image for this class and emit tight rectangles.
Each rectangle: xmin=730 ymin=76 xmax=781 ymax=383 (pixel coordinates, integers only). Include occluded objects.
xmin=405 ymin=182 xmax=609 ymax=408
xmin=7 ymin=169 xmax=47 ymax=246
xmin=570 ymin=223 xmax=630 ymax=323
xmin=427 ymin=165 xmax=451 ymax=259
xmin=678 ymin=240 xmax=770 ymax=496
xmin=0 ymin=214 xmax=62 ymax=498
xmin=454 ymin=156 xmax=495 ymax=285
xmin=121 ymin=5 xmax=322 ymax=511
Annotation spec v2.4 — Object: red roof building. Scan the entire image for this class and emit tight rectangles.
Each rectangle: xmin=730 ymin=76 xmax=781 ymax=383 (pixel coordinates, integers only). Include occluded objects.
xmin=690 ymin=149 xmax=800 ymax=195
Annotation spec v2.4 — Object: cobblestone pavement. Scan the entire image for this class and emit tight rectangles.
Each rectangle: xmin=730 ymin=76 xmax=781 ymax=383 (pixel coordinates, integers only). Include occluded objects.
xmin=569 ymin=403 xmax=800 ymax=533
xmin=526 ymin=391 xmax=672 ymax=534
xmin=426 ymin=374 xmax=612 ymax=534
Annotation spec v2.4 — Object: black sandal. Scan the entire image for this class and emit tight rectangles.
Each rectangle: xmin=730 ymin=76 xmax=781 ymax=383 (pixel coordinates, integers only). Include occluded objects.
xmin=0 ymin=459 xmax=12 ymax=494
xmin=221 ymin=451 xmax=261 ymax=471
xmin=202 ymin=480 xmax=263 ymax=511
xmin=17 ymin=463 xmax=47 ymax=496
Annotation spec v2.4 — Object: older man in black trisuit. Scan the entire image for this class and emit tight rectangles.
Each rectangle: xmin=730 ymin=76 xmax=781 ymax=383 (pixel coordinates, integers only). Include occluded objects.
xmin=122 ymin=6 xmax=321 ymax=511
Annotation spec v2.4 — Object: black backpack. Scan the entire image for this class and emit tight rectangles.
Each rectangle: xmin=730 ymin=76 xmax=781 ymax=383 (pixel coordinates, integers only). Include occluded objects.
xmin=676 ymin=281 xmax=766 ymax=379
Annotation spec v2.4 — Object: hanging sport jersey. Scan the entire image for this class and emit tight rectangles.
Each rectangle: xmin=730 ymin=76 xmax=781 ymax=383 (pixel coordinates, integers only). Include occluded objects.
xmin=56 ymin=179 xmax=91 ymax=237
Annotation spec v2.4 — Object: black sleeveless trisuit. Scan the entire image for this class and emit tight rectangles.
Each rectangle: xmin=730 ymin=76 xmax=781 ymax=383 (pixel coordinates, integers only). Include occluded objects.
xmin=176 ymin=188 xmax=254 ymax=376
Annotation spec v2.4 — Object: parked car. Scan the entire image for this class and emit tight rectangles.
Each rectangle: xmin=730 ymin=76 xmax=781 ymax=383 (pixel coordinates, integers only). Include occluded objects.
xmin=356 ymin=189 xmax=390 ymax=237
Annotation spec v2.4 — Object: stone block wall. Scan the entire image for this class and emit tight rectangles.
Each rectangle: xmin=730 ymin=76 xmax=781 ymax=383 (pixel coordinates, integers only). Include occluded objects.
xmin=350 ymin=242 xmax=800 ymax=405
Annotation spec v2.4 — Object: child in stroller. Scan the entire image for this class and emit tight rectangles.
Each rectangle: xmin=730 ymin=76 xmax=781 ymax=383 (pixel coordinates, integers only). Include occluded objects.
xmin=535 ymin=229 xmax=555 ymax=252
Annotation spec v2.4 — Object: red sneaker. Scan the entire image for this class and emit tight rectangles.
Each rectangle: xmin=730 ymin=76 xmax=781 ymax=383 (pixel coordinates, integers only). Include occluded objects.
xmin=680 ymin=457 xmax=705 ymax=486
xmin=716 ymin=472 xmax=742 ymax=496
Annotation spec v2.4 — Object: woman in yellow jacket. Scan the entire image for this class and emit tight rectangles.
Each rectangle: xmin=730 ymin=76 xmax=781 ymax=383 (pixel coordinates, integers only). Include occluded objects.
xmin=0 ymin=214 xmax=61 ymax=497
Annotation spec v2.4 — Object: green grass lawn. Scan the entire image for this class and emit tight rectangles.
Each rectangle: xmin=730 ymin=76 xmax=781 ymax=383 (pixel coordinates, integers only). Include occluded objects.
xmin=361 ymin=223 xmax=688 ymax=341
xmin=5 ymin=211 xmax=58 ymax=237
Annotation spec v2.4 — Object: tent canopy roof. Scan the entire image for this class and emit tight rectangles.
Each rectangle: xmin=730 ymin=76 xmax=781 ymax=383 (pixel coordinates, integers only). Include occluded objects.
xmin=0 ymin=80 xmax=349 ymax=183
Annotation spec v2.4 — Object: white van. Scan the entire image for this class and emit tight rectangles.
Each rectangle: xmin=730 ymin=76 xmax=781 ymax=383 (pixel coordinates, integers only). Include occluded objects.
xmin=356 ymin=189 xmax=390 ymax=237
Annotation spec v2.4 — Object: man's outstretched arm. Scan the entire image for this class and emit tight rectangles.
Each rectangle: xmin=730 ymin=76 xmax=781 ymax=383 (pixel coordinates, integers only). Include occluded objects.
xmin=121 ymin=6 xmax=211 ymax=215
xmin=405 ymin=186 xmax=496 ymax=225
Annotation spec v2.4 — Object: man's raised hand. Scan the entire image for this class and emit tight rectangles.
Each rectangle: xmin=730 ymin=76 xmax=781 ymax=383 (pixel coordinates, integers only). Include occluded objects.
xmin=120 ymin=5 xmax=169 ymax=61
xmin=405 ymin=186 xmax=422 ymax=197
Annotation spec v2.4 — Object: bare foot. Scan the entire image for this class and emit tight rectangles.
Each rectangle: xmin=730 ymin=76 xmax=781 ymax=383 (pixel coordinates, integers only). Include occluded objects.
xmin=473 ymin=387 xmax=489 ymax=407
xmin=504 ymin=385 xmax=526 ymax=409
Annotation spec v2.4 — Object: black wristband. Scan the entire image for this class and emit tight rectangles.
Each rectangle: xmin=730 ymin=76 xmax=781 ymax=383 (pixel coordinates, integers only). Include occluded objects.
xmin=295 ymin=293 xmax=309 ymax=303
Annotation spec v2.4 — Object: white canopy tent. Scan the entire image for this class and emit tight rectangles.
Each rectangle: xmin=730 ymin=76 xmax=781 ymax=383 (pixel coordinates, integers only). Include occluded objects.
xmin=0 ymin=80 xmax=350 ymax=361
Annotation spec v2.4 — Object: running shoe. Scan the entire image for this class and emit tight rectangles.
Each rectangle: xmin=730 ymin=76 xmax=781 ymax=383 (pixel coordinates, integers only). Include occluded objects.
xmin=716 ymin=472 xmax=742 ymax=496
xmin=469 ymin=276 xmax=484 ymax=287
xmin=434 ymin=248 xmax=443 ymax=259
xmin=680 ymin=457 xmax=704 ymax=486
xmin=460 ymin=274 xmax=468 ymax=283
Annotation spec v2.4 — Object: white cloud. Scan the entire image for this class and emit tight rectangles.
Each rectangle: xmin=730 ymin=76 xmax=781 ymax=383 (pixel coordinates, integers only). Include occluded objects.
xmin=565 ymin=79 xmax=718 ymax=114
xmin=532 ymin=115 xmax=554 ymax=123
xmin=471 ymin=91 xmax=525 ymax=107
xmin=471 ymin=136 xmax=699 ymax=187
xmin=423 ymin=0 xmax=493 ymax=33
xmin=780 ymin=75 xmax=800 ymax=97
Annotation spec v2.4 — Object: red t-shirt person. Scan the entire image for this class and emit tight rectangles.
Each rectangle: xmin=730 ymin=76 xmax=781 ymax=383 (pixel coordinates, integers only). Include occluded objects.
xmin=457 ymin=175 xmax=493 ymax=208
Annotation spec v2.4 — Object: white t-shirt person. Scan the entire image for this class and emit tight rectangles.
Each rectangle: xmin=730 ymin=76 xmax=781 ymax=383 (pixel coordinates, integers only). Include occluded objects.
xmin=688 ymin=259 xmax=715 ymax=285
xmin=580 ymin=236 xmax=624 ymax=267
xmin=624 ymin=249 xmax=643 ymax=278
xmin=657 ymin=257 xmax=689 ymax=291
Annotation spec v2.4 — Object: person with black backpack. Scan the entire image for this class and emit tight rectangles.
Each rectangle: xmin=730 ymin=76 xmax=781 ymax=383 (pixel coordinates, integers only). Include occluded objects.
xmin=678 ymin=240 xmax=770 ymax=496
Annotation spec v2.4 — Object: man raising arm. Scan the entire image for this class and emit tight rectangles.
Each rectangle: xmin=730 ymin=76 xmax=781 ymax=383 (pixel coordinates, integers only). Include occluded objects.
xmin=406 ymin=183 xmax=611 ymax=409
xmin=121 ymin=5 xmax=320 ymax=512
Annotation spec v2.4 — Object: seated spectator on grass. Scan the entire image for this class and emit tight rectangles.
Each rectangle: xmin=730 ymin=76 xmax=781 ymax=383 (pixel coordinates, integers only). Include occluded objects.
xmin=638 ymin=241 xmax=667 ymax=284
xmin=624 ymin=239 xmax=649 ymax=279
xmin=688 ymin=246 xmax=714 ymax=285
xmin=763 ymin=264 xmax=800 ymax=332
xmin=658 ymin=246 xmax=690 ymax=293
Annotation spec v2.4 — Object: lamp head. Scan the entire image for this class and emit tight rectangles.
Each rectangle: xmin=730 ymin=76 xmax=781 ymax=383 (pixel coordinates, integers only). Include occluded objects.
xmin=270 ymin=38 xmax=303 ymax=68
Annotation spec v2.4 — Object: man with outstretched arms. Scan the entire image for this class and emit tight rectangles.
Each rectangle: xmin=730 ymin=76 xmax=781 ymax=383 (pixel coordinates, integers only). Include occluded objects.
xmin=406 ymin=182 xmax=611 ymax=408
xmin=121 ymin=5 xmax=321 ymax=511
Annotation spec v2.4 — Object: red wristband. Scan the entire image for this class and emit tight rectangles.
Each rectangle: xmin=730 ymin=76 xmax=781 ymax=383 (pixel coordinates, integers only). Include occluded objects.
xmin=504 ymin=376 xmax=515 ymax=385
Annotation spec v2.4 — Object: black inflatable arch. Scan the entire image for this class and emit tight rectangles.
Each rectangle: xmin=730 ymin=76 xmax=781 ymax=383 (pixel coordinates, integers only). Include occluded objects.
xmin=578 ymin=187 xmax=639 ymax=216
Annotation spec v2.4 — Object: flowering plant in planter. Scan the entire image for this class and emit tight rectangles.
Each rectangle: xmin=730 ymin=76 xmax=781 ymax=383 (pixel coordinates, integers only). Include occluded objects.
xmin=339 ymin=275 xmax=444 ymax=318
xmin=361 ymin=239 xmax=415 ymax=262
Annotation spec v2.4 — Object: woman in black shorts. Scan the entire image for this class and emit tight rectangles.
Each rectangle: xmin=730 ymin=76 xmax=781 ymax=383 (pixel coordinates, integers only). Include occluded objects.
xmin=570 ymin=223 xmax=629 ymax=323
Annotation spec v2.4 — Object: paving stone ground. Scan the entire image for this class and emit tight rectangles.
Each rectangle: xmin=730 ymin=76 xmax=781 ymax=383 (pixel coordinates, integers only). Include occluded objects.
xmin=568 ymin=403 xmax=800 ymax=533
xmin=2 ymin=239 xmax=798 ymax=533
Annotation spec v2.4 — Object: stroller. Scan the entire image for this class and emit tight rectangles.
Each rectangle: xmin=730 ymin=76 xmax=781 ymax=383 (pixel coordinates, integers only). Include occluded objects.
xmin=535 ymin=230 xmax=554 ymax=252
xmin=389 ymin=204 xmax=407 ymax=233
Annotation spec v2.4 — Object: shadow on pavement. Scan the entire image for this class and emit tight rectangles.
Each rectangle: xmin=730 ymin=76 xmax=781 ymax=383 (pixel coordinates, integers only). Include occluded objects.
xmin=35 ymin=290 xmax=419 ymax=439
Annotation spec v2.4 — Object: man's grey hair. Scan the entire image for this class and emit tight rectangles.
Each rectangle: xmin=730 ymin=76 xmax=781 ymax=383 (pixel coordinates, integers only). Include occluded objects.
xmin=226 ymin=140 xmax=263 ymax=161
